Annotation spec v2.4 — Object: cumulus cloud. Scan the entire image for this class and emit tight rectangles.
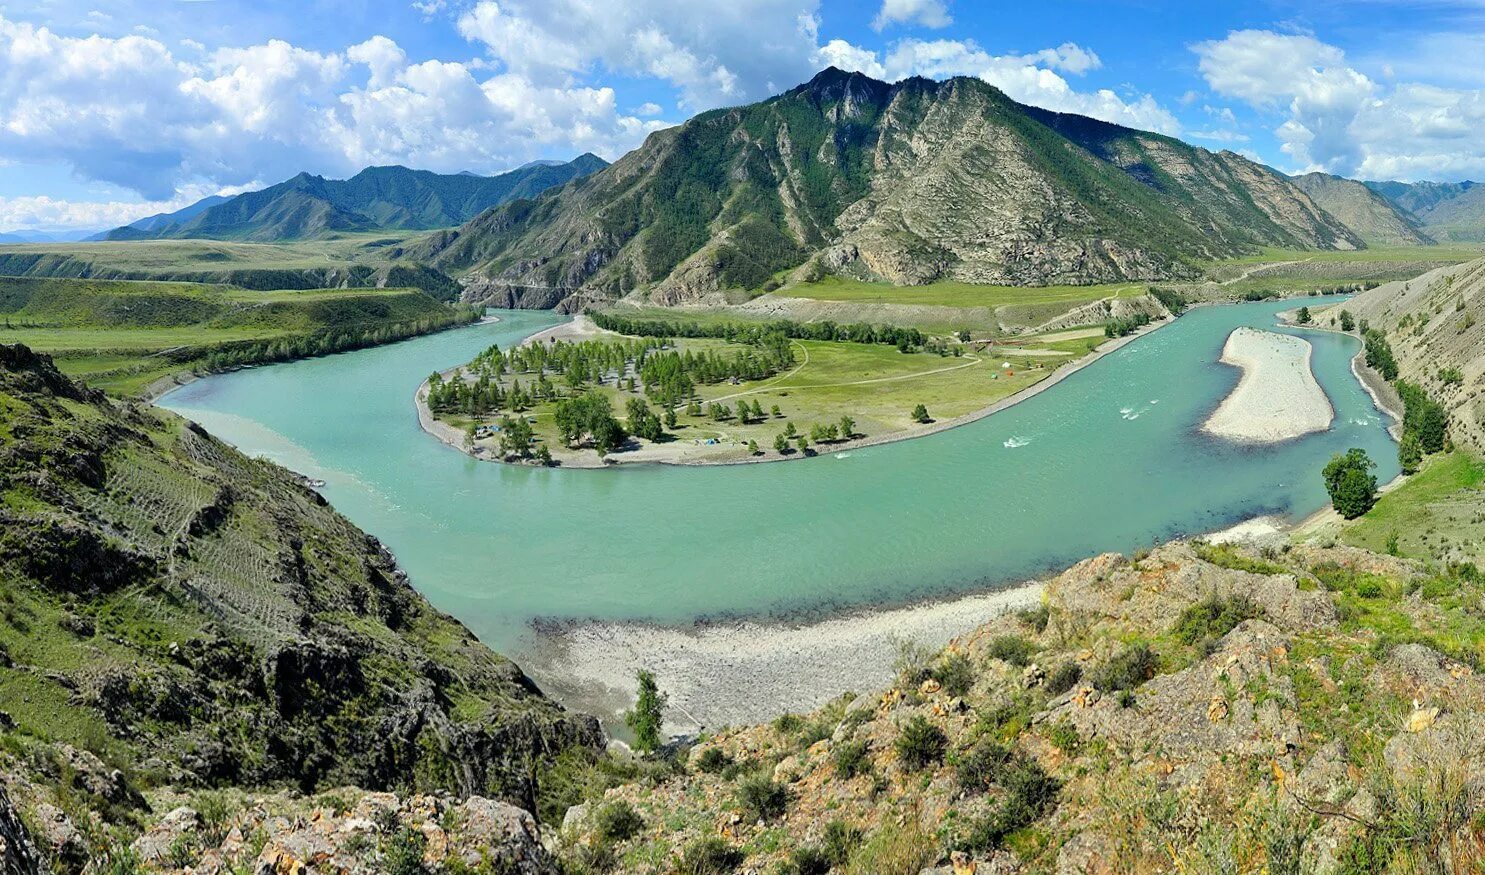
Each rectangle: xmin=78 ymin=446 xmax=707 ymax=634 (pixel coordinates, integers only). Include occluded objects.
xmin=0 ymin=14 xmax=671 ymax=208
xmin=819 ymin=37 xmax=1178 ymax=135
xmin=455 ymin=0 xmax=822 ymax=108
xmin=0 ymin=193 xmax=194 ymax=231
xmin=1194 ymin=28 xmax=1485 ymax=179
xmin=872 ymin=0 xmax=952 ymax=31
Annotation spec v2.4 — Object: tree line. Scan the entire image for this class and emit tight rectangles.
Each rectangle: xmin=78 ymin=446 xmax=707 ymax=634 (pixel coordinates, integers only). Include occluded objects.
xmin=200 ymin=307 xmax=479 ymax=373
xmin=588 ymin=312 xmax=926 ymax=350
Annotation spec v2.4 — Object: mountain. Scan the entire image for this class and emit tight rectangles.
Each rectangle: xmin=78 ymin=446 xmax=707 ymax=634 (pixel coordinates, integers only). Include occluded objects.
xmin=0 ymin=229 xmax=108 ymax=243
xmin=1289 ymin=172 xmax=1433 ymax=246
xmin=415 ymin=68 xmax=1363 ymax=311
xmin=1365 ymin=179 xmax=1485 ymax=241
xmin=1323 ymin=257 xmax=1485 ymax=454
xmin=98 ymin=194 xmax=234 ymax=239
xmin=103 ymin=154 xmax=608 ymax=242
xmin=0 ymin=343 xmax=600 ymax=863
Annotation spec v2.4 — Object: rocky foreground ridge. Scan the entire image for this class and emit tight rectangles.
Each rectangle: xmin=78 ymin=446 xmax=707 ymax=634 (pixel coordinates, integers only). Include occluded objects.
xmin=0 ymin=344 xmax=600 ymax=872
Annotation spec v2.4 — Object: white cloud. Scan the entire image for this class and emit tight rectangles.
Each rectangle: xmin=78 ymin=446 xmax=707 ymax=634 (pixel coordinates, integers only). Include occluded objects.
xmin=1193 ymin=28 xmax=1485 ymax=179
xmin=872 ymin=0 xmax=951 ymax=31
xmin=0 ymin=14 xmax=669 ymax=210
xmin=819 ymin=38 xmax=1179 ymax=135
xmin=455 ymin=0 xmax=823 ymax=108
xmin=0 ymin=193 xmax=192 ymax=231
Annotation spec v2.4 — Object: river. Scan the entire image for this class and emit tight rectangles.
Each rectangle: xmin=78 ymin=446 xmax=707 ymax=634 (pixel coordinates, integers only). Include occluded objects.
xmin=160 ymin=296 xmax=1398 ymax=671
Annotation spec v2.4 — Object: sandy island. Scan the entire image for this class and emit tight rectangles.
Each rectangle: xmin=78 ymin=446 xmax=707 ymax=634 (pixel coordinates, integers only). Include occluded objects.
xmin=1201 ymin=327 xmax=1333 ymax=443
xmin=415 ymin=313 xmax=1175 ymax=468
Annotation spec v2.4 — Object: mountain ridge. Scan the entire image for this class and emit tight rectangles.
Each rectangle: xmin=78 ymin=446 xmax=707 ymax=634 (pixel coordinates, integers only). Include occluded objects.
xmin=415 ymin=67 xmax=1365 ymax=312
xmin=103 ymin=155 xmax=609 ymax=243
xmin=1289 ymin=172 xmax=1433 ymax=246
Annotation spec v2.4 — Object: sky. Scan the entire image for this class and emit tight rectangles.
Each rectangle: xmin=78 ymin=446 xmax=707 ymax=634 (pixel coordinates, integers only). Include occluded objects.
xmin=4 ymin=0 xmax=1485 ymax=230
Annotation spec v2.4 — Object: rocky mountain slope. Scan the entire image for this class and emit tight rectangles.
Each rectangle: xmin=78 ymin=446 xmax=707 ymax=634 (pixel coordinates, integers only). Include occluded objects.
xmin=1291 ymin=172 xmax=1433 ymax=246
xmin=417 ymin=68 xmax=1364 ymax=312
xmin=1326 ymin=258 xmax=1485 ymax=454
xmin=553 ymin=539 xmax=1485 ymax=874
xmin=106 ymin=156 xmax=608 ymax=242
xmin=0 ymin=344 xmax=600 ymax=869
xmin=1366 ymin=180 xmax=1485 ymax=242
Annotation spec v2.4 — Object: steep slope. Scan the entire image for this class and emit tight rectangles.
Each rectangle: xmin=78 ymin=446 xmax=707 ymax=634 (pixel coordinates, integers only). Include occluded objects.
xmin=0 ymin=344 xmax=600 ymax=863
xmin=105 ymin=155 xmax=608 ymax=242
xmin=1290 ymin=172 xmax=1433 ymax=245
xmin=550 ymin=539 xmax=1485 ymax=873
xmin=1366 ymin=179 xmax=1485 ymax=241
xmin=1324 ymin=258 xmax=1485 ymax=454
xmin=418 ymin=68 xmax=1362 ymax=311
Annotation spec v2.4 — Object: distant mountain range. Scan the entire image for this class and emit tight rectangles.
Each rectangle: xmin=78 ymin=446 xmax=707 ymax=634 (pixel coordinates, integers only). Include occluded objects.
xmin=1288 ymin=172 xmax=1433 ymax=246
xmin=0 ymin=229 xmax=108 ymax=243
xmin=102 ymin=155 xmax=608 ymax=243
xmin=1364 ymin=180 xmax=1485 ymax=242
xmin=414 ymin=68 xmax=1371 ymax=310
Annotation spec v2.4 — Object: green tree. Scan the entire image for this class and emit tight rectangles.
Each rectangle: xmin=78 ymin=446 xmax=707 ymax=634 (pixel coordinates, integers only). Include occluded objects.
xmin=795 ymin=434 xmax=810 ymax=454
xmin=1323 ymin=448 xmax=1378 ymax=519
xmin=1339 ymin=310 xmax=1355 ymax=332
xmin=498 ymin=416 xmax=533 ymax=460
xmin=626 ymin=397 xmax=664 ymax=442
xmin=1296 ymin=306 xmax=1311 ymax=324
xmin=912 ymin=404 xmax=930 ymax=423
xmin=771 ymin=404 xmax=782 ymax=418
xmin=1398 ymin=432 xmax=1423 ymax=475
xmin=839 ymin=415 xmax=855 ymax=439
xmin=774 ymin=432 xmax=790 ymax=454
xmin=624 ymin=670 xmax=667 ymax=753
xmin=747 ymin=439 xmax=759 ymax=456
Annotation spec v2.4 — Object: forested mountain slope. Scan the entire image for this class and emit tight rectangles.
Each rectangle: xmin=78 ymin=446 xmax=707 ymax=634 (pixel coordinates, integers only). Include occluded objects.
xmin=417 ymin=68 xmax=1363 ymax=312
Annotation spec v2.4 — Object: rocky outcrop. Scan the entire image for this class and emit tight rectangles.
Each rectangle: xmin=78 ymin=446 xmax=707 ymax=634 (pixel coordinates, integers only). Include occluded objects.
xmin=0 ymin=787 xmax=40 ymax=875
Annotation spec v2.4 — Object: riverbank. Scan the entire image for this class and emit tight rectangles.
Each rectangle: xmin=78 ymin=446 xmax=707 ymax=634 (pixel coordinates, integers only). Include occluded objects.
xmin=1201 ymin=327 xmax=1334 ymax=443
xmin=526 ymin=583 xmax=1045 ymax=734
xmin=414 ymin=311 xmax=1177 ymax=468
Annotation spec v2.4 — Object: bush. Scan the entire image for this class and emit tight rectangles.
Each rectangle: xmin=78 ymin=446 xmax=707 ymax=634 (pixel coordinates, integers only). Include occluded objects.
xmin=833 ymin=738 xmax=870 ymax=779
xmin=894 ymin=716 xmax=947 ymax=771
xmin=892 ymin=637 xmax=936 ymax=686
xmin=1323 ymin=448 xmax=1378 ymax=519
xmin=955 ymin=738 xmax=1013 ymax=793
xmin=1171 ymin=594 xmax=1263 ymax=647
xmin=1089 ymin=643 xmax=1159 ymax=692
xmin=823 ymin=819 xmax=863 ymax=867
xmin=955 ymin=755 xmax=1060 ymax=854
xmin=736 ymin=774 xmax=790 ymax=822
xmin=1016 ymin=603 xmax=1050 ymax=633
xmin=1047 ymin=721 xmax=1082 ymax=752
xmin=593 ymin=800 xmax=643 ymax=843
xmin=1045 ymin=662 xmax=1082 ymax=696
xmin=677 ymin=837 xmax=743 ymax=875
xmin=772 ymin=713 xmax=803 ymax=734
xmin=931 ymin=652 xmax=976 ymax=696
xmin=695 ymin=747 xmax=733 ymax=774
xmin=383 ymin=827 xmax=429 ymax=875
xmin=985 ymin=634 xmax=1036 ymax=667
xmin=779 ymin=846 xmax=832 ymax=875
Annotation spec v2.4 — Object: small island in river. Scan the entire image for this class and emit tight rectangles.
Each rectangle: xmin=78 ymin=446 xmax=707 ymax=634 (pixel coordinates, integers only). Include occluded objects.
xmin=1202 ymin=326 xmax=1334 ymax=444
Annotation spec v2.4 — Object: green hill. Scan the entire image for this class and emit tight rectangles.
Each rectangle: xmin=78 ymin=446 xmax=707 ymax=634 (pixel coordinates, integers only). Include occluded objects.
xmin=1365 ymin=179 xmax=1485 ymax=242
xmin=416 ymin=68 xmax=1364 ymax=311
xmin=0 ymin=276 xmax=477 ymax=394
xmin=105 ymin=155 xmax=608 ymax=243
xmin=0 ymin=344 xmax=600 ymax=862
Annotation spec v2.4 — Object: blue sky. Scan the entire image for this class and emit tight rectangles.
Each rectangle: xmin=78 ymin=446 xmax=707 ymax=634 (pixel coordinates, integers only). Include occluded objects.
xmin=4 ymin=0 xmax=1485 ymax=229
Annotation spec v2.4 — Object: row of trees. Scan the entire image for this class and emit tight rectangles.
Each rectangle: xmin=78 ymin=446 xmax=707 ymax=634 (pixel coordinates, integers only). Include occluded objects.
xmin=1396 ymin=380 xmax=1449 ymax=473
xmin=1104 ymin=312 xmax=1152 ymax=338
xmin=1362 ymin=329 xmax=1399 ymax=381
xmin=200 ymin=309 xmax=479 ymax=373
xmin=589 ymin=311 xmax=926 ymax=350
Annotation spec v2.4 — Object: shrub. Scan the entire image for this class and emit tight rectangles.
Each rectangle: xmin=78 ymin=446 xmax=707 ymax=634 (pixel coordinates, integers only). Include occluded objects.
xmin=1016 ymin=604 xmax=1050 ymax=633
xmin=695 ymin=747 xmax=733 ymax=774
xmin=624 ymin=670 xmax=667 ymax=753
xmin=955 ymin=756 xmax=1060 ymax=854
xmin=1045 ymin=662 xmax=1082 ymax=696
xmin=834 ymin=738 xmax=870 ymax=779
xmin=736 ymin=775 xmax=790 ymax=822
xmin=779 ymin=846 xmax=832 ymax=875
xmin=1047 ymin=721 xmax=1082 ymax=752
xmin=1171 ymin=594 xmax=1263 ymax=647
xmin=382 ymin=827 xmax=429 ymax=875
xmin=1089 ymin=643 xmax=1159 ymax=692
xmin=931 ymin=652 xmax=976 ymax=697
xmin=985 ymin=634 xmax=1036 ymax=667
xmin=845 ymin=821 xmax=935 ymax=875
xmin=773 ymin=713 xmax=803 ymax=734
xmin=593 ymin=801 xmax=643 ymax=843
xmin=1323 ymin=449 xmax=1378 ymax=519
xmin=677 ymin=837 xmax=743 ymax=875
xmin=892 ymin=637 xmax=936 ymax=686
xmin=894 ymin=716 xmax=947 ymax=771
xmin=955 ymin=739 xmax=1013 ymax=793
xmin=823 ymin=819 xmax=863 ymax=867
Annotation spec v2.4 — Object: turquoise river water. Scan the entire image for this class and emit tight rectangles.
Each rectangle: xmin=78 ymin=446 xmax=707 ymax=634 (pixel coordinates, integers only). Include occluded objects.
xmin=160 ymin=296 xmax=1398 ymax=659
